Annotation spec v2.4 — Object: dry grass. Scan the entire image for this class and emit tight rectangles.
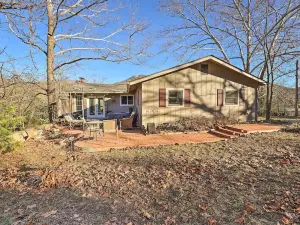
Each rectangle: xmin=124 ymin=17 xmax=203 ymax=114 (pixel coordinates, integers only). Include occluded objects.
xmin=0 ymin=131 xmax=300 ymax=224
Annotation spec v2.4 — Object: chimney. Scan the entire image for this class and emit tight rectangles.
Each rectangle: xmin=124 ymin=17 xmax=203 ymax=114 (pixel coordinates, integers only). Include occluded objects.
xmin=78 ymin=77 xmax=86 ymax=83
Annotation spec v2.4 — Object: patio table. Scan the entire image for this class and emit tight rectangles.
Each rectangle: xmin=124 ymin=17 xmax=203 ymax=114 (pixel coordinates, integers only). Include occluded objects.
xmin=85 ymin=120 xmax=103 ymax=140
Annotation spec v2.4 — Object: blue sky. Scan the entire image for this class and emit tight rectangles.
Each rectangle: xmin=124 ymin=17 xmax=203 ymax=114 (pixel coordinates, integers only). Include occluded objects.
xmin=0 ymin=0 xmax=223 ymax=84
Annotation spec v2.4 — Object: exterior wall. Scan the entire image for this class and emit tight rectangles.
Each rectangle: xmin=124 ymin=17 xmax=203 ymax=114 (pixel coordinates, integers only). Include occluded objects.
xmin=58 ymin=94 xmax=76 ymax=116
xmin=105 ymin=94 xmax=133 ymax=113
xmin=141 ymin=61 xmax=257 ymax=128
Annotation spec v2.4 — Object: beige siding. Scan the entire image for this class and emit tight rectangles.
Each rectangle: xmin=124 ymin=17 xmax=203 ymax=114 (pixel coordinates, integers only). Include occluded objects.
xmin=141 ymin=61 xmax=257 ymax=127
xmin=105 ymin=94 xmax=133 ymax=113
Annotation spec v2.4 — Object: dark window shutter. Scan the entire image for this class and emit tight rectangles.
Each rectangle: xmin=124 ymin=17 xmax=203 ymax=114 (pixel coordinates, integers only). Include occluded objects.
xmin=159 ymin=88 xmax=166 ymax=107
xmin=217 ymin=89 xmax=223 ymax=106
xmin=184 ymin=89 xmax=191 ymax=107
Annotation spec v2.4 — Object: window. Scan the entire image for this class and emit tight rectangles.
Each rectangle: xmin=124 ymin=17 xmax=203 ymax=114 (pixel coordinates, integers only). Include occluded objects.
xmin=225 ymin=89 xmax=239 ymax=105
xmin=201 ymin=64 xmax=208 ymax=74
xmin=76 ymin=95 xmax=82 ymax=112
xmin=168 ymin=89 xmax=184 ymax=106
xmin=120 ymin=95 xmax=134 ymax=106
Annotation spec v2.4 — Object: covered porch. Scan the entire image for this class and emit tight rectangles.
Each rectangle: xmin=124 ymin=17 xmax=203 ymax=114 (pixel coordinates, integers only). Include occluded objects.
xmin=57 ymin=80 xmax=138 ymax=121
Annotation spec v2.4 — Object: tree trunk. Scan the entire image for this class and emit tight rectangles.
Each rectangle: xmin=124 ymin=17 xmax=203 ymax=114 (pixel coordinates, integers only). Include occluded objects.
xmin=245 ymin=0 xmax=251 ymax=73
xmin=269 ymin=76 xmax=274 ymax=120
xmin=295 ymin=60 xmax=299 ymax=117
xmin=46 ymin=0 xmax=55 ymax=123
xmin=265 ymin=71 xmax=271 ymax=121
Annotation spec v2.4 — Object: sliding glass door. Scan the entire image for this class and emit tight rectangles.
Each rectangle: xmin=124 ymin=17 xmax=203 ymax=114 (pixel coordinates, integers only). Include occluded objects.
xmin=87 ymin=98 xmax=105 ymax=118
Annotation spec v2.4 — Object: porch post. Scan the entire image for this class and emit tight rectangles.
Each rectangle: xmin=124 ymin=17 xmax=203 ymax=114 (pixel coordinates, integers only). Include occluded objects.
xmin=81 ymin=89 xmax=84 ymax=118
xmin=255 ymin=87 xmax=258 ymax=122
xmin=69 ymin=92 xmax=72 ymax=113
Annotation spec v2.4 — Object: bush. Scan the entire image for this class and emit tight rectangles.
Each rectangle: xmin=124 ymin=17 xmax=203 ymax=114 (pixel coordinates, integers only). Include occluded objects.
xmin=25 ymin=116 xmax=48 ymax=128
xmin=0 ymin=101 xmax=24 ymax=153
xmin=157 ymin=114 xmax=240 ymax=133
xmin=282 ymin=123 xmax=300 ymax=133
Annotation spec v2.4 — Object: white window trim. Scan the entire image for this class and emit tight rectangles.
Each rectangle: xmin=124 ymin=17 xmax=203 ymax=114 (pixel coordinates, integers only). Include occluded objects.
xmin=120 ymin=95 xmax=134 ymax=106
xmin=224 ymin=88 xmax=239 ymax=106
xmin=75 ymin=94 xmax=83 ymax=112
xmin=166 ymin=88 xmax=185 ymax=107
xmin=86 ymin=97 xmax=106 ymax=118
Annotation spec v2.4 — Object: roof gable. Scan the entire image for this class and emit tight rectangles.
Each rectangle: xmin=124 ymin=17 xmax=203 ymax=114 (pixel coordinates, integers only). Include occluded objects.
xmin=129 ymin=55 xmax=266 ymax=86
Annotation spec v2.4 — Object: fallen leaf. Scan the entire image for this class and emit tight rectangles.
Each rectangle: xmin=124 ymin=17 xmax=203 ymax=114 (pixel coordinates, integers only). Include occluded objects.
xmin=42 ymin=210 xmax=57 ymax=218
xmin=245 ymin=202 xmax=256 ymax=213
xmin=17 ymin=208 xmax=24 ymax=215
xmin=208 ymin=218 xmax=217 ymax=225
xmin=281 ymin=217 xmax=290 ymax=224
xmin=279 ymin=160 xmax=291 ymax=165
xmin=4 ymin=208 xmax=10 ymax=213
xmin=142 ymin=210 xmax=151 ymax=219
xmin=296 ymin=207 xmax=300 ymax=214
xmin=181 ymin=214 xmax=190 ymax=222
xmin=235 ymin=217 xmax=244 ymax=223
xmin=164 ymin=216 xmax=176 ymax=225
xmin=199 ymin=205 xmax=207 ymax=211
xmin=27 ymin=204 xmax=37 ymax=209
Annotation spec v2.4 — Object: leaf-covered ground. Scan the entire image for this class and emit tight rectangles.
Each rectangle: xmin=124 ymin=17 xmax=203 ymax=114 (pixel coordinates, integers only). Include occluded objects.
xmin=0 ymin=131 xmax=300 ymax=225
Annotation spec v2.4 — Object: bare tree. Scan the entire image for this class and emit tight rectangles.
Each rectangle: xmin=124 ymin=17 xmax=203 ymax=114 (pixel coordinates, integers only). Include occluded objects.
xmin=159 ymin=0 xmax=300 ymax=120
xmin=0 ymin=1 xmax=22 ymax=10
xmin=1 ymin=0 xmax=149 ymax=122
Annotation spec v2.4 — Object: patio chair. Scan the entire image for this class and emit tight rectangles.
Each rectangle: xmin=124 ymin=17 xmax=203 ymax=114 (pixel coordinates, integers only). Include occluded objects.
xmin=120 ymin=112 xmax=135 ymax=130
xmin=101 ymin=119 xmax=118 ymax=141
xmin=64 ymin=115 xmax=86 ymax=130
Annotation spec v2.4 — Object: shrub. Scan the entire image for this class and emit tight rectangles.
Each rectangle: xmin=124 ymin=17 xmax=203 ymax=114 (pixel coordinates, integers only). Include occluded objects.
xmin=0 ymin=101 xmax=24 ymax=153
xmin=25 ymin=116 xmax=48 ymax=128
xmin=282 ymin=123 xmax=300 ymax=133
xmin=157 ymin=114 xmax=240 ymax=133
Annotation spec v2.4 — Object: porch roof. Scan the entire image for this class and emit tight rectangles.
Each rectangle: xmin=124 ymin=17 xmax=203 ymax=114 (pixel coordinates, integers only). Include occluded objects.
xmin=60 ymin=81 xmax=128 ymax=94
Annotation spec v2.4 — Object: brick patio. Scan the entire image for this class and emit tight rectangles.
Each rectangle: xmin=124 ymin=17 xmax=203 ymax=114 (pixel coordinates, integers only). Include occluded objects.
xmin=62 ymin=123 xmax=281 ymax=152
xmin=72 ymin=130 xmax=225 ymax=152
xmin=231 ymin=123 xmax=281 ymax=133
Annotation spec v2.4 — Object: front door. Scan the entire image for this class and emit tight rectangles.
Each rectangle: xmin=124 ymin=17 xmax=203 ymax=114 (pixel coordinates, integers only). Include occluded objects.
xmin=87 ymin=98 xmax=105 ymax=118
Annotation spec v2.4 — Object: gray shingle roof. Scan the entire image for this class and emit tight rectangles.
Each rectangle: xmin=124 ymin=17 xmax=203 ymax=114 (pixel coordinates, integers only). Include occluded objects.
xmin=60 ymin=81 xmax=128 ymax=94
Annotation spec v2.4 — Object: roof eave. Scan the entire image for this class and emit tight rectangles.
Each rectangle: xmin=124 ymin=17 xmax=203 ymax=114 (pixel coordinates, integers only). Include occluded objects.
xmin=128 ymin=56 xmax=266 ymax=86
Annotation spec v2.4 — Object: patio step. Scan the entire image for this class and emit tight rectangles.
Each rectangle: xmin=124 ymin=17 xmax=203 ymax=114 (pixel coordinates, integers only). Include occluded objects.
xmin=210 ymin=130 xmax=235 ymax=139
xmin=224 ymin=125 xmax=248 ymax=133
xmin=217 ymin=126 xmax=246 ymax=136
xmin=216 ymin=126 xmax=238 ymax=135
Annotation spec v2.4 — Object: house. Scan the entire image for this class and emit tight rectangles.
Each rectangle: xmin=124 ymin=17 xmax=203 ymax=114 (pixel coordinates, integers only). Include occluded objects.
xmin=57 ymin=55 xmax=266 ymax=129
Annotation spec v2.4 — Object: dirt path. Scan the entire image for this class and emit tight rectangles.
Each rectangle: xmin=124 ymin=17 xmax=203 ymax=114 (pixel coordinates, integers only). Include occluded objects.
xmin=1 ymin=131 xmax=300 ymax=224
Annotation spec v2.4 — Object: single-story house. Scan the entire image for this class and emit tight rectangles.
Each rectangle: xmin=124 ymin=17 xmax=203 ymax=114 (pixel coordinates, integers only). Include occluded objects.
xmin=56 ymin=55 xmax=266 ymax=129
